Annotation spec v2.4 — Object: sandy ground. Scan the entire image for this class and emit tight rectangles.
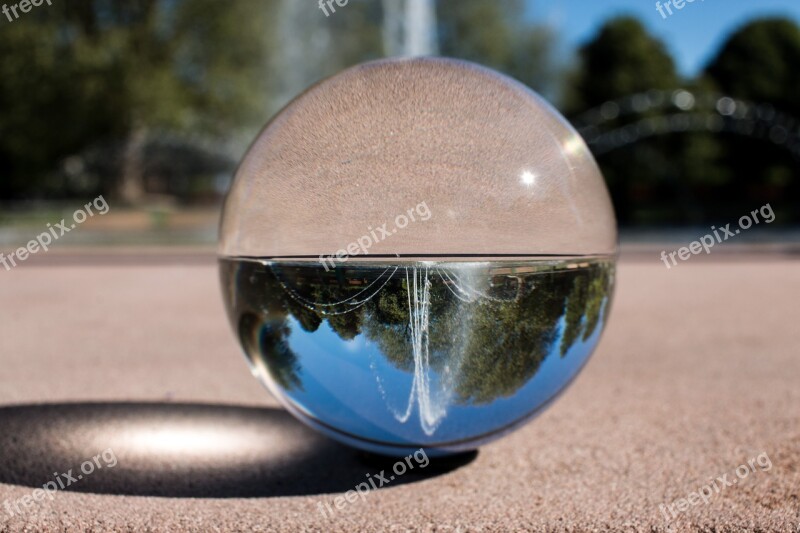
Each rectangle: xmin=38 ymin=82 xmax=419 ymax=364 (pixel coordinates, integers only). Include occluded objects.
xmin=0 ymin=255 xmax=798 ymax=532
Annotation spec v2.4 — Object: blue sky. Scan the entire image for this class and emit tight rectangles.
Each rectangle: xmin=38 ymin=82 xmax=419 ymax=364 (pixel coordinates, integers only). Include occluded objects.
xmin=279 ymin=297 xmax=606 ymax=448
xmin=527 ymin=0 xmax=800 ymax=77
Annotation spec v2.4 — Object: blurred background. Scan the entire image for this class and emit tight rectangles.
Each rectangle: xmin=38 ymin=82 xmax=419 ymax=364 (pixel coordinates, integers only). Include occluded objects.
xmin=0 ymin=0 xmax=798 ymax=250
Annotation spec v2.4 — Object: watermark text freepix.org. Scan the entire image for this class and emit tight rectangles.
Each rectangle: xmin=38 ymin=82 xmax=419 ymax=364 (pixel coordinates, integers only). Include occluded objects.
xmin=3 ymin=448 xmax=117 ymax=517
xmin=2 ymin=0 xmax=52 ymax=23
xmin=317 ymin=448 xmax=429 ymax=518
xmin=659 ymin=452 xmax=772 ymax=521
xmin=660 ymin=203 xmax=774 ymax=268
xmin=319 ymin=201 xmax=431 ymax=271
xmin=318 ymin=0 xmax=348 ymax=17
xmin=656 ymin=0 xmax=704 ymax=20
xmin=0 ymin=195 xmax=109 ymax=271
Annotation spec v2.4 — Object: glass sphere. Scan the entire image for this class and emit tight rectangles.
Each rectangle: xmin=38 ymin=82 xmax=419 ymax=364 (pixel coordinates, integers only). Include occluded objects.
xmin=219 ymin=57 xmax=617 ymax=456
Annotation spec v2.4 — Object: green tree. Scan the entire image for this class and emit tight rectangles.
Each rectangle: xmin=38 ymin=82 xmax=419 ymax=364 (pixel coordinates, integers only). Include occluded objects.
xmin=0 ymin=0 xmax=274 ymax=202
xmin=0 ymin=4 xmax=115 ymax=199
xmin=706 ymin=18 xmax=800 ymax=117
xmin=566 ymin=17 xmax=678 ymax=111
xmin=238 ymin=312 xmax=303 ymax=392
xmin=566 ymin=16 xmax=685 ymax=224
xmin=560 ymin=275 xmax=587 ymax=356
xmin=704 ymin=18 xmax=800 ymax=221
xmin=452 ymin=272 xmax=566 ymax=404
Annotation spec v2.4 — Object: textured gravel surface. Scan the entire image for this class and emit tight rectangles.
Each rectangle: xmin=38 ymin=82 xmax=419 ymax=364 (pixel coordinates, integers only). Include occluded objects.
xmin=1 ymin=256 xmax=798 ymax=532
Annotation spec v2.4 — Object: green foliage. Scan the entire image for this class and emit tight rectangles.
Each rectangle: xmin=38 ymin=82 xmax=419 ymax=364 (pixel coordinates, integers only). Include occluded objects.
xmin=565 ymin=17 xmax=682 ymax=224
xmin=559 ymin=264 xmax=613 ymax=356
xmin=567 ymin=17 xmax=678 ymax=112
xmin=237 ymin=312 xmax=303 ymax=392
xmin=703 ymin=18 xmax=800 ymax=217
xmin=560 ymin=276 xmax=587 ymax=356
xmin=567 ymin=15 xmax=800 ymax=225
xmin=170 ymin=0 xmax=274 ymax=135
xmin=0 ymin=0 xmax=273 ymax=199
xmin=706 ymin=18 xmax=800 ymax=117
xmin=452 ymin=274 xmax=565 ymax=404
xmin=327 ymin=310 xmax=363 ymax=340
xmin=581 ymin=270 xmax=610 ymax=342
xmin=0 ymin=5 xmax=117 ymax=197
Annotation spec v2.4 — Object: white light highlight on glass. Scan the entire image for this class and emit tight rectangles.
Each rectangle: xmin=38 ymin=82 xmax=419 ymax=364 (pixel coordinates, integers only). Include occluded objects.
xmin=520 ymin=171 xmax=536 ymax=186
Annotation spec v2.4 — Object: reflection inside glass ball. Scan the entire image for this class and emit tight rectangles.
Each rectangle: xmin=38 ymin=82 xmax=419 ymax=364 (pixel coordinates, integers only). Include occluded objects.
xmin=221 ymin=258 xmax=614 ymax=455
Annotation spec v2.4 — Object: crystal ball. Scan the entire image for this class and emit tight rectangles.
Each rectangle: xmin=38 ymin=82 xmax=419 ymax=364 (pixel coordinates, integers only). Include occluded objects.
xmin=219 ymin=58 xmax=617 ymax=456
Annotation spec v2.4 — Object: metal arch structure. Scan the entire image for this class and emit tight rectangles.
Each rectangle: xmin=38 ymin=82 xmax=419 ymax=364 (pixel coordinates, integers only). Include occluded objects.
xmin=571 ymin=89 xmax=800 ymax=160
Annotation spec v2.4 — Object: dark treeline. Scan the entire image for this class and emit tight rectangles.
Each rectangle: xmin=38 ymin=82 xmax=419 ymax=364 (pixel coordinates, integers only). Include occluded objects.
xmin=566 ymin=16 xmax=799 ymax=225
xmin=0 ymin=0 xmax=797 ymax=225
